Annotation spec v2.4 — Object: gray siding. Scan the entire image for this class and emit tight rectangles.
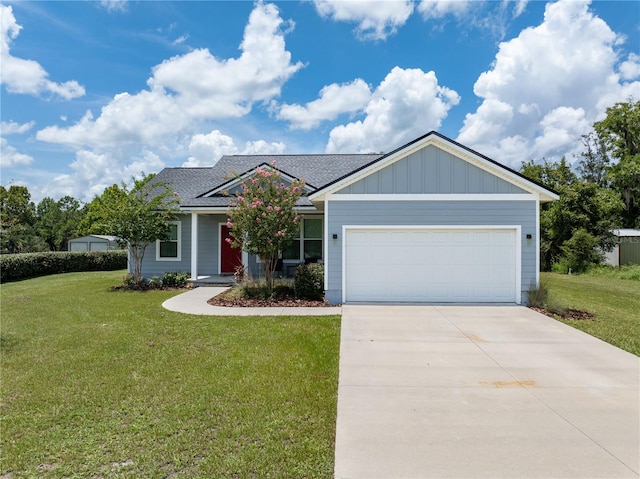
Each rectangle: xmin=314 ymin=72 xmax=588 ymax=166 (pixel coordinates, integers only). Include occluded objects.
xmin=337 ymin=145 xmax=527 ymax=195
xmin=198 ymin=215 xmax=225 ymax=274
xmin=325 ymin=200 xmax=537 ymax=304
xmin=140 ymin=213 xmax=226 ymax=278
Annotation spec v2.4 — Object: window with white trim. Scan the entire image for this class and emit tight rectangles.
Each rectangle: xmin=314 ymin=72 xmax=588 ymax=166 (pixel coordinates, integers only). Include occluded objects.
xmin=282 ymin=218 xmax=323 ymax=262
xmin=156 ymin=221 xmax=181 ymax=261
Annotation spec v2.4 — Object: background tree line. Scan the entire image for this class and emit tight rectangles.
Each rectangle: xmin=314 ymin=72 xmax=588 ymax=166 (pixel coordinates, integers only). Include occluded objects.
xmin=0 ymin=186 xmax=88 ymax=254
xmin=520 ymin=99 xmax=639 ymax=272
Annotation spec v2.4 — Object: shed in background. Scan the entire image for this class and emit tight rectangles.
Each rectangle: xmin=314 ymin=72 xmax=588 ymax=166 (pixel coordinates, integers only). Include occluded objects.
xmin=68 ymin=235 xmax=121 ymax=252
xmin=604 ymin=229 xmax=640 ymax=266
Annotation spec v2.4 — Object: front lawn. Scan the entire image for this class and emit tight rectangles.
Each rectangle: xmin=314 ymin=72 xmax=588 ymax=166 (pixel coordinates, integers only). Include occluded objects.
xmin=541 ymin=270 xmax=640 ymax=356
xmin=1 ymin=271 xmax=340 ymax=478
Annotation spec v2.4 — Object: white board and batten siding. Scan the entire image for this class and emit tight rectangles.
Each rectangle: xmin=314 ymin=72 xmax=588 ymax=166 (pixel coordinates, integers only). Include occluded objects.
xmin=343 ymin=226 xmax=520 ymax=303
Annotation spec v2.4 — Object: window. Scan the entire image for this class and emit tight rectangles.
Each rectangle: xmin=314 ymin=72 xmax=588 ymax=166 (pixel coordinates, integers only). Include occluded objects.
xmin=156 ymin=221 xmax=181 ymax=261
xmin=283 ymin=218 xmax=323 ymax=261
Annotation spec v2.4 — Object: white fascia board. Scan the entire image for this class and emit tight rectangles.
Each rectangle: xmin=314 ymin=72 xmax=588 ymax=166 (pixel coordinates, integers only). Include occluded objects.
xmin=202 ymin=164 xmax=314 ymax=198
xmin=180 ymin=205 xmax=319 ymax=213
xmin=310 ymin=134 xmax=559 ymax=202
xmin=328 ymin=194 xmax=537 ymax=201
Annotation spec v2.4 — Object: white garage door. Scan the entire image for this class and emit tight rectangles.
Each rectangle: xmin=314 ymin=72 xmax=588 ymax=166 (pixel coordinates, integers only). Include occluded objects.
xmin=344 ymin=228 xmax=518 ymax=303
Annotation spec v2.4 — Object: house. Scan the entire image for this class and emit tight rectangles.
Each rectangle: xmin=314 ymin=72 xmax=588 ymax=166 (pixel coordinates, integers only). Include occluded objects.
xmin=604 ymin=229 xmax=640 ymax=266
xmin=140 ymin=131 xmax=558 ymax=304
xmin=68 ymin=235 xmax=121 ymax=252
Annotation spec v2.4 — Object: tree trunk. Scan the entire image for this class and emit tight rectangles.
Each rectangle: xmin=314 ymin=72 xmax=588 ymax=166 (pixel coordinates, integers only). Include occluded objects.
xmin=261 ymin=253 xmax=277 ymax=293
xmin=129 ymin=243 xmax=146 ymax=286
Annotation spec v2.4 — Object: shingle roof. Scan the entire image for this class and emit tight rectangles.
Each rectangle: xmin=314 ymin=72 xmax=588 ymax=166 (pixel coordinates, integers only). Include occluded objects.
xmin=155 ymin=131 xmax=559 ymax=209
xmin=154 ymin=154 xmax=381 ymax=209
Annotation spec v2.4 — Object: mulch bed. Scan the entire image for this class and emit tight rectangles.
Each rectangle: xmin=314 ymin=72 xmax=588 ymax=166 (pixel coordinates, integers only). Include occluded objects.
xmin=208 ymin=290 xmax=334 ymax=308
xmin=531 ymin=307 xmax=595 ymax=321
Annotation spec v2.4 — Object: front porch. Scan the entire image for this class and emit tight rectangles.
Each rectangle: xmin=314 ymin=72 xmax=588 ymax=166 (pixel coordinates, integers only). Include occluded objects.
xmin=187 ymin=212 xmax=325 ymax=282
xmin=188 ymin=274 xmax=236 ymax=287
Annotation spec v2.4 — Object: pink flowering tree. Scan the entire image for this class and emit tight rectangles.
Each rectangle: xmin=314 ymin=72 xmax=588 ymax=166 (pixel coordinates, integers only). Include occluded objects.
xmin=226 ymin=163 xmax=305 ymax=293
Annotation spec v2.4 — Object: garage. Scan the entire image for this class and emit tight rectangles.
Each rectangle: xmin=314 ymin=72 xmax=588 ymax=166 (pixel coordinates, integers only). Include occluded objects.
xmin=344 ymin=227 xmax=519 ymax=303
xmin=68 ymin=235 xmax=121 ymax=252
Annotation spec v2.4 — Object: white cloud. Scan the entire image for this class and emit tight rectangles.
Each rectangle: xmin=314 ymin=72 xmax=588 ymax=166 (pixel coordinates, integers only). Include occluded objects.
xmin=326 ymin=67 xmax=460 ymax=153
xmin=34 ymin=3 xmax=302 ymax=198
xmin=277 ymin=79 xmax=372 ymax=129
xmin=0 ymin=138 xmax=34 ymax=168
xmin=0 ymin=5 xmax=85 ymax=100
xmin=183 ymin=130 xmax=286 ymax=167
xmin=457 ymin=0 xmax=640 ymax=166
xmin=172 ymin=35 xmax=189 ymax=46
xmin=513 ymin=0 xmax=528 ymax=18
xmin=418 ymin=0 xmax=527 ymax=36
xmin=44 ymin=148 xmax=167 ymax=201
xmin=619 ymin=53 xmax=640 ymax=81
xmin=99 ymin=0 xmax=128 ymax=13
xmin=242 ymin=139 xmax=286 ymax=156
xmin=417 ymin=0 xmax=474 ymax=19
xmin=1 ymin=120 xmax=35 ymax=135
xmin=313 ymin=0 xmax=414 ymax=40
xmin=532 ymin=107 xmax=590 ymax=159
xmin=183 ymin=131 xmax=239 ymax=167
xmin=37 ymin=2 xmax=302 ymax=149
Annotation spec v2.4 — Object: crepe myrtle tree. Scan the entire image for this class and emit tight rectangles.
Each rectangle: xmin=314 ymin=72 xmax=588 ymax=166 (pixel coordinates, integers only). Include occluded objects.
xmin=226 ymin=162 xmax=304 ymax=293
xmin=83 ymin=174 xmax=180 ymax=286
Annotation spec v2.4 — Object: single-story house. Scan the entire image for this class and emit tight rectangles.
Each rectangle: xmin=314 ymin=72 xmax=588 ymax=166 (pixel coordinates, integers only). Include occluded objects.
xmin=139 ymin=131 xmax=558 ymax=304
xmin=603 ymin=229 xmax=640 ymax=266
xmin=68 ymin=235 xmax=121 ymax=252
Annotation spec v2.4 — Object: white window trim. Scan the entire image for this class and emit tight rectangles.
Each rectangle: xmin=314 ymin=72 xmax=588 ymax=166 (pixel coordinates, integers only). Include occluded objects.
xmin=156 ymin=221 xmax=181 ymax=262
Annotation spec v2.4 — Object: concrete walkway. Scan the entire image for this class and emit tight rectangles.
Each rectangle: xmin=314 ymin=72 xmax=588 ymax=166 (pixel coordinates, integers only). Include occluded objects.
xmin=335 ymin=305 xmax=640 ymax=479
xmin=161 ymin=286 xmax=342 ymax=316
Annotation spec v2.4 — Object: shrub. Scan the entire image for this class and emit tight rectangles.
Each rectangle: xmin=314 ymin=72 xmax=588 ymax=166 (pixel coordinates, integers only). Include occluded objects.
xmin=527 ymin=281 xmax=548 ymax=308
xmin=551 ymin=258 xmax=573 ymax=274
xmin=123 ymin=273 xmax=141 ymax=288
xmin=161 ymin=271 xmax=189 ymax=288
xmin=294 ymin=263 xmax=324 ymax=300
xmin=559 ymin=228 xmax=602 ymax=273
xmin=0 ymin=250 xmax=127 ymax=283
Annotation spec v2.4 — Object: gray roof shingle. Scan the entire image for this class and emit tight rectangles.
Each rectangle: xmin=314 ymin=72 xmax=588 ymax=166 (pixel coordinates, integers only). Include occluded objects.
xmin=155 ymin=154 xmax=381 ymax=209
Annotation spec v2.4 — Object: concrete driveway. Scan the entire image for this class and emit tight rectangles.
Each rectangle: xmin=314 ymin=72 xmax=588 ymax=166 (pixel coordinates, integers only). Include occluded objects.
xmin=335 ymin=305 xmax=639 ymax=479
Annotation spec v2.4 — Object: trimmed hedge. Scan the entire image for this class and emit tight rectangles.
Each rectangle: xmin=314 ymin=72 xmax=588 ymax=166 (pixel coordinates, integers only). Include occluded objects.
xmin=0 ymin=250 xmax=128 ymax=283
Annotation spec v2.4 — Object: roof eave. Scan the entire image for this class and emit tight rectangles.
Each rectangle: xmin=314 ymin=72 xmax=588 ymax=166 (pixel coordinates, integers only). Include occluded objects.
xmin=309 ymin=131 xmax=559 ymax=201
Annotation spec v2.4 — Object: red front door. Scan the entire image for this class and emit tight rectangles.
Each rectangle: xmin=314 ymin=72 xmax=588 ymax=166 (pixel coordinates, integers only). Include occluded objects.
xmin=220 ymin=224 xmax=242 ymax=273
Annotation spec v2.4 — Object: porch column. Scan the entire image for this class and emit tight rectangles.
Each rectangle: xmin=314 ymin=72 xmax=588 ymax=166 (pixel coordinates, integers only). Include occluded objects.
xmin=191 ymin=212 xmax=198 ymax=280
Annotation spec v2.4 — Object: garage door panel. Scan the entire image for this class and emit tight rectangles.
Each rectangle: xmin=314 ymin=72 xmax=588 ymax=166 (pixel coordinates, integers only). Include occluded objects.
xmin=345 ymin=228 xmax=517 ymax=303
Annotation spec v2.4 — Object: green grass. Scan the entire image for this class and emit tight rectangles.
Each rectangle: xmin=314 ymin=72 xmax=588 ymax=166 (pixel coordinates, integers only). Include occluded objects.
xmin=542 ymin=270 xmax=640 ymax=356
xmin=585 ymin=264 xmax=640 ymax=281
xmin=1 ymin=271 xmax=340 ymax=478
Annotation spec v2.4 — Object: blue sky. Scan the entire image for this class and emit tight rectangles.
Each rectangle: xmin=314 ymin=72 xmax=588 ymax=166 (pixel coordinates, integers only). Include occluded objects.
xmin=1 ymin=0 xmax=638 ymax=202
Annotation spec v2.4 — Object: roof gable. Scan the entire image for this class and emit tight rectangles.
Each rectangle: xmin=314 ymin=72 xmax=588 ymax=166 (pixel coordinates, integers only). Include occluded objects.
xmin=198 ymin=163 xmax=315 ymax=198
xmin=153 ymin=154 xmax=380 ymax=209
xmin=310 ymin=131 xmax=558 ymax=202
xmin=336 ymin=144 xmax=528 ymax=195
